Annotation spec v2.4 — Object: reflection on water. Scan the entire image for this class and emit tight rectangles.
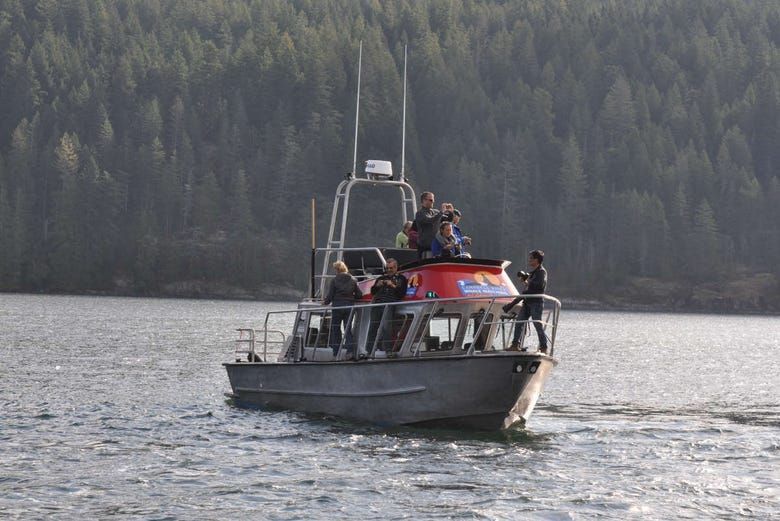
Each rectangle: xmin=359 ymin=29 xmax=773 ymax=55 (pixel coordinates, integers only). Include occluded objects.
xmin=1 ymin=294 xmax=779 ymax=519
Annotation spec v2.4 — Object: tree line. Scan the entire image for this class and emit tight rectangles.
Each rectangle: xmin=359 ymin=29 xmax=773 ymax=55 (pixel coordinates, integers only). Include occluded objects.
xmin=0 ymin=0 xmax=779 ymax=305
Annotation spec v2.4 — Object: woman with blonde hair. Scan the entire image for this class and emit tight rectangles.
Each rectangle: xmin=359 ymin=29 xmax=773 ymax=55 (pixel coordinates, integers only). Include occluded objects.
xmin=323 ymin=260 xmax=362 ymax=356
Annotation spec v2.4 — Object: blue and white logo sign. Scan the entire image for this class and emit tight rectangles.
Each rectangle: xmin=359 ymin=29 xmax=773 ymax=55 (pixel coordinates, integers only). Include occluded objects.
xmin=456 ymin=279 xmax=512 ymax=297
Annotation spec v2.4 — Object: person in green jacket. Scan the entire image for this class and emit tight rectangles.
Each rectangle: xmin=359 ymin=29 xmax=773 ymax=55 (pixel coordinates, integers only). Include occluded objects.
xmin=395 ymin=221 xmax=413 ymax=248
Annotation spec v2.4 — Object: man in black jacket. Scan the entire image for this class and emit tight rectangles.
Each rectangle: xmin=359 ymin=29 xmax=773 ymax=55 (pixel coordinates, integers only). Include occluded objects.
xmin=503 ymin=250 xmax=549 ymax=353
xmin=414 ymin=192 xmax=441 ymax=259
xmin=365 ymin=258 xmax=407 ymax=355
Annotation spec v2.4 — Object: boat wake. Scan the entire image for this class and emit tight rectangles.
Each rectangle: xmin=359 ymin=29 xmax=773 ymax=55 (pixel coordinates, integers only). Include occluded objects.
xmin=539 ymin=402 xmax=780 ymax=428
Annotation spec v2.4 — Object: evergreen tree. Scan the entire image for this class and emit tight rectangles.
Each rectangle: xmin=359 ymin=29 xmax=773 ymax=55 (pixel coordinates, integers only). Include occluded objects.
xmin=0 ymin=184 xmax=12 ymax=286
xmin=192 ymin=170 xmax=221 ymax=234
xmin=689 ymin=199 xmax=721 ymax=280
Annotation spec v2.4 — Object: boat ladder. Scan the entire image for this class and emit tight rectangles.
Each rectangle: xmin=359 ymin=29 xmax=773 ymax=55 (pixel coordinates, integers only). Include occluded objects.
xmin=318 ymin=177 xmax=417 ymax=297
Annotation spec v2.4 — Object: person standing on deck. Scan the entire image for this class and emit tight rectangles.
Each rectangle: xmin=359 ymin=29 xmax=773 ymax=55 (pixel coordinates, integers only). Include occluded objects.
xmin=503 ymin=250 xmax=549 ymax=353
xmin=414 ymin=192 xmax=441 ymax=259
xmin=365 ymin=258 xmax=407 ymax=355
xmin=323 ymin=261 xmax=362 ymax=356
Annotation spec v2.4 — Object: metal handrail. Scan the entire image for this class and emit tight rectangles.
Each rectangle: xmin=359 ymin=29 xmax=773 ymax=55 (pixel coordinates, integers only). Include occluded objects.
xmin=234 ymin=328 xmax=287 ymax=362
xmin=271 ymin=293 xmax=560 ymax=313
xmin=467 ymin=313 xmax=555 ymax=355
xmin=256 ymin=294 xmax=560 ymax=360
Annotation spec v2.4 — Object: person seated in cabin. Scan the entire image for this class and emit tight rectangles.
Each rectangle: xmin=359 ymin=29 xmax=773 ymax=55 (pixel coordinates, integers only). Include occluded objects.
xmin=414 ymin=192 xmax=442 ymax=259
xmin=431 ymin=221 xmax=463 ymax=258
xmin=366 ymin=258 xmax=407 ymax=354
xmin=395 ymin=221 xmax=413 ymax=248
xmin=451 ymin=209 xmax=472 ymax=258
xmin=323 ymin=260 xmax=363 ymax=357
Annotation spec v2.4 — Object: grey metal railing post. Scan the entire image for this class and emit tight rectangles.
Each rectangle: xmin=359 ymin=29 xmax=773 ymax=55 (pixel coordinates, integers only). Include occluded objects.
xmin=464 ymin=297 xmax=496 ymax=356
xmin=413 ymin=301 xmax=439 ymax=357
xmin=367 ymin=304 xmax=392 ymax=358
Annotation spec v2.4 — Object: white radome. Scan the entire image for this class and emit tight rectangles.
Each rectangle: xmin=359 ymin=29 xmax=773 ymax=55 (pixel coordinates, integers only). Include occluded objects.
xmin=365 ymin=159 xmax=393 ymax=179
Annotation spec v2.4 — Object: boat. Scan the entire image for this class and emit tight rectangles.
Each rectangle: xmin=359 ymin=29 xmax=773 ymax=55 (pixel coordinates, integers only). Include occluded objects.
xmin=223 ymin=164 xmax=562 ymax=430
xmin=223 ymin=44 xmax=561 ymax=430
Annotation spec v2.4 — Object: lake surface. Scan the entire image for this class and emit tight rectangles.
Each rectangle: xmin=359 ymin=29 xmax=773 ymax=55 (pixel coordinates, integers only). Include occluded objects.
xmin=1 ymin=294 xmax=778 ymax=520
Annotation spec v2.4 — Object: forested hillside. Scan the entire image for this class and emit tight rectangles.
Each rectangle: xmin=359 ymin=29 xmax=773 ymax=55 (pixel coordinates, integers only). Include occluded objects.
xmin=1 ymin=0 xmax=779 ymax=309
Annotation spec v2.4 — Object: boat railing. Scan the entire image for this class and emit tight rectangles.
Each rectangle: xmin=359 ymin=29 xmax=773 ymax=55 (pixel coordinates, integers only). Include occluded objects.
xmin=471 ymin=301 xmax=559 ymax=355
xmin=234 ymin=328 xmax=287 ymax=362
xmin=253 ymin=294 xmax=560 ymax=362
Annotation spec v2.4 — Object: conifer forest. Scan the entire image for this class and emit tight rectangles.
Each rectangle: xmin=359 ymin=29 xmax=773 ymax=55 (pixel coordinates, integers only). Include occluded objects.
xmin=1 ymin=0 xmax=779 ymax=310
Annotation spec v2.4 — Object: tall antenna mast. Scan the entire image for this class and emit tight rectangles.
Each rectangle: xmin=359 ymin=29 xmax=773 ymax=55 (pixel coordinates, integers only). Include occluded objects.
xmin=352 ymin=41 xmax=363 ymax=176
xmin=400 ymin=44 xmax=407 ymax=181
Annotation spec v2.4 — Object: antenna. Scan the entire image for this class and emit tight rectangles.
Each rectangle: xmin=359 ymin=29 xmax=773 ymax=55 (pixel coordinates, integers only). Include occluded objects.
xmin=351 ymin=41 xmax=363 ymax=176
xmin=400 ymin=44 xmax=407 ymax=181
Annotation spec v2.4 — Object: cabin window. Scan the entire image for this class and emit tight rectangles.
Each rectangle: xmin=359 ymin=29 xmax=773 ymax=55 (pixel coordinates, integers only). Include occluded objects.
xmin=421 ymin=313 xmax=462 ymax=352
xmin=463 ymin=311 xmax=495 ymax=351
xmin=389 ymin=313 xmax=415 ymax=352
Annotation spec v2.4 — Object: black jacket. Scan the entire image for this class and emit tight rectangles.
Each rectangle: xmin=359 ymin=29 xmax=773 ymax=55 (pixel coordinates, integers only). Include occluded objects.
xmin=523 ymin=265 xmax=547 ymax=295
xmin=370 ymin=272 xmax=408 ymax=303
xmin=504 ymin=265 xmax=547 ymax=310
xmin=414 ymin=207 xmax=442 ymax=250
xmin=324 ymin=272 xmax=362 ymax=306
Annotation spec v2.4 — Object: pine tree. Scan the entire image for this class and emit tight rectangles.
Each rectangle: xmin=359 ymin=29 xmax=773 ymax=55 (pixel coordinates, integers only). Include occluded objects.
xmin=0 ymin=184 xmax=12 ymax=286
xmin=227 ymin=168 xmax=257 ymax=286
xmin=50 ymin=141 xmax=86 ymax=289
xmin=600 ymin=75 xmax=636 ymax=147
xmin=752 ymin=69 xmax=780 ymax=182
xmin=54 ymin=133 xmax=79 ymax=179
xmin=140 ymin=98 xmax=163 ymax=145
xmin=96 ymin=105 xmax=115 ymax=160
xmin=690 ymin=199 xmax=721 ymax=279
xmin=555 ymin=135 xmax=588 ymax=281
xmin=192 ymin=170 xmax=221 ymax=234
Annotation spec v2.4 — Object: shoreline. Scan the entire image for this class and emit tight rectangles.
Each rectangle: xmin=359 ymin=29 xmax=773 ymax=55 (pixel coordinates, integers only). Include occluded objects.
xmin=2 ymin=288 xmax=778 ymax=316
xmin=560 ymin=298 xmax=780 ymax=317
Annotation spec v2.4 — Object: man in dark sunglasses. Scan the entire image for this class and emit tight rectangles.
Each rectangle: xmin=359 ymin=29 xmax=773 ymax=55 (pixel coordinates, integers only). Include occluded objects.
xmin=413 ymin=191 xmax=442 ymax=259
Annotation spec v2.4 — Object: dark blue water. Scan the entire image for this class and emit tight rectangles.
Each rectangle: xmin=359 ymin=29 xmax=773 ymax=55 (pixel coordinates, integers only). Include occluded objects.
xmin=1 ymin=294 xmax=778 ymax=519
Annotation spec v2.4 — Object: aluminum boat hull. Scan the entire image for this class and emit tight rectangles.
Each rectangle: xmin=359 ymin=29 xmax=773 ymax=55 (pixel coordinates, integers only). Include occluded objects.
xmin=224 ymin=353 xmax=556 ymax=430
